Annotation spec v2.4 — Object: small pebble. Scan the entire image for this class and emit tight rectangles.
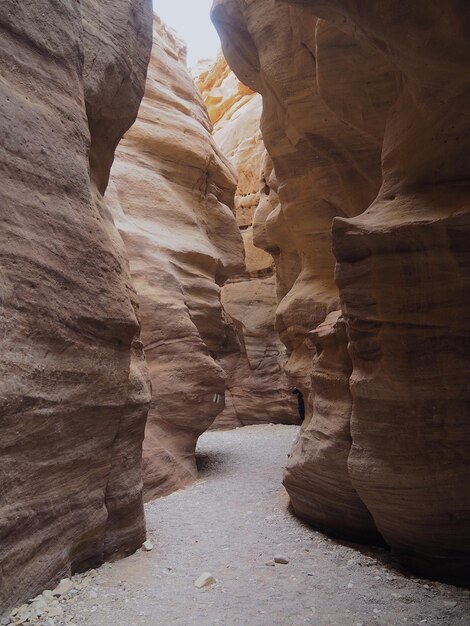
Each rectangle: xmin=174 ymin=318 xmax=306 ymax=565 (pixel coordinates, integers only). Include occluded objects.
xmin=265 ymin=560 xmax=275 ymax=567
xmin=48 ymin=605 xmax=63 ymax=618
xmin=194 ymin=573 xmax=216 ymax=589
xmin=443 ymin=600 xmax=457 ymax=608
xmin=142 ymin=540 xmax=154 ymax=552
xmin=52 ymin=578 xmax=74 ymax=597
xmin=274 ymin=555 xmax=289 ymax=565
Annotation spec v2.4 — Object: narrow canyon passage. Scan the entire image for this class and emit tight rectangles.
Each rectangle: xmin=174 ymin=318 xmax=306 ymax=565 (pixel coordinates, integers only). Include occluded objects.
xmin=1 ymin=0 xmax=469 ymax=621
xmin=50 ymin=427 xmax=468 ymax=626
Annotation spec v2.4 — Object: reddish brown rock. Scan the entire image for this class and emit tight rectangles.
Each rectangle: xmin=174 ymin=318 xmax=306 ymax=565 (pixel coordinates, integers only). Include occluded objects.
xmin=108 ymin=17 xmax=245 ymax=500
xmin=287 ymin=0 xmax=470 ymax=582
xmin=0 ymin=0 xmax=152 ymax=613
xmin=285 ymin=311 xmax=379 ymax=543
xmin=195 ymin=55 xmax=299 ymax=428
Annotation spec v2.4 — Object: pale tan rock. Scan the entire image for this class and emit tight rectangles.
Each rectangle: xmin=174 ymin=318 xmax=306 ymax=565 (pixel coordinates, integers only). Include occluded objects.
xmin=195 ymin=55 xmax=299 ymax=428
xmin=194 ymin=573 xmax=216 ymax=588
xmin=196 ymin=54 xmax=265 ymax=224
xmin=0 ymin=0 xmax=152 ymax=613
xmin=108 ymin=16 xmax=245 ymax=500
xmin=142 ymin=540 xmax=154 ymax=552
xmin=47 ymin=606 xmax=63 ymax=618
xmin=52 ymin=579 xmax=73 ymax=598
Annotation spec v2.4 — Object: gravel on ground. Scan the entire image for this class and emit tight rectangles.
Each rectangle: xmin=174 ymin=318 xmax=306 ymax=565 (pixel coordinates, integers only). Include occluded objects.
xmin=14 ymin=425 xmax=470 ymax=626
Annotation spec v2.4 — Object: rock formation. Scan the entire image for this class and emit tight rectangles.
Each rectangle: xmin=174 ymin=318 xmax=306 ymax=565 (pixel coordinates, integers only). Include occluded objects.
xmin=290 ymin=0 xmax=470 ymax=583
xmin=212 ymin=0 xmax=395 ymax=543
xmin=213 ymin=0 xmax=470 ymax=582
xmin=196 ymin=55 xmax=299 ymax=428
xmin=108 ymin=17 xmax=245 ymax=500
xmin=0 ymin=0 xmax=152 ymax=613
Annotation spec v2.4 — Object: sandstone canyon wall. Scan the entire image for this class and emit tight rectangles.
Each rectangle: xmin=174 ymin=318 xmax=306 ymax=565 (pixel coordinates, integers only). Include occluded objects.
xmin=196 ymin=55 xmax=299 ymax=428
xmin=108 ymin=17 xmax=245 ymax=501
xmin=213 ymin=0 xmax=470 ymax=582
xmin=212 ymin=0 xmax=395 ymax=546
xmin=0 ymin=0 xmax=152 ymax=613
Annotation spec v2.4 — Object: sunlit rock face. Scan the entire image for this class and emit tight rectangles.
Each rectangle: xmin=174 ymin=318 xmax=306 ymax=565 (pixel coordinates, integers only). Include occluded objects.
xmin=196 ymin=55 xmax=299 ymax=428
xmin=108 ymin=17 xmax=245 ymax=500
xmin=213 ymin=0 xmax=470 ymax=582
xmin=0 ymin=0 xmax=152 ymax=612
xmin=212 ymin=0 xmax=394 ymax=545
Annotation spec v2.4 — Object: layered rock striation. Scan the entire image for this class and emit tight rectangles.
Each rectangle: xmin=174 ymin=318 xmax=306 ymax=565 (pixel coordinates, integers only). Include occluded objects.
xmin=288 ymin=0 xmax=470 ymax=582
xmin=196 ymin=55 xmax=299 ymax=428
xmin=0 ymin=0 xmax=152 ymax=612
xmin=213 ymin=0 xmax=470 ymax=581
xmin=212 ymin=0 xmax=394 ymax=544
xmin=108 ymin=17 xmax=245 ymax=500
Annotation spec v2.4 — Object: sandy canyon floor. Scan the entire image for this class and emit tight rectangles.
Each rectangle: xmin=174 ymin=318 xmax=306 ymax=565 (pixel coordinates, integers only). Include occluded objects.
xmin=38 ymin=426 xmax=469 ymax=626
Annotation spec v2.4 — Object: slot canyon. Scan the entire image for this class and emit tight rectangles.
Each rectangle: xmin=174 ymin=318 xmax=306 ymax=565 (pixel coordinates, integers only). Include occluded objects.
xmin=0 ymin=0 xmax=469 ymax=624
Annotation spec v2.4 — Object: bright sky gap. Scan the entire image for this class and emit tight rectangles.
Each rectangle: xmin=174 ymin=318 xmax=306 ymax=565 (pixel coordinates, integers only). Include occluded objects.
xmin=154 ymin=0 xmax=222 ymax=66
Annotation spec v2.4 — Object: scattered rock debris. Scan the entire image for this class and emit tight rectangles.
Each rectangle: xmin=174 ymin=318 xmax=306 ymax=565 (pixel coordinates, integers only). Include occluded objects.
xmin=4 ymin=570 xmax=99 ymax=625
xmin=4 ymin=426 xmax=470 ymax=626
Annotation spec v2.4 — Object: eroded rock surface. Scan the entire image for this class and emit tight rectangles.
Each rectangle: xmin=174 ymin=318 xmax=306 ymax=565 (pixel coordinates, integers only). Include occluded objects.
xmin=212 ymin=0 xmax=393 ymax=544
xmin=196 ymin=55 xmax=299 ymax=428
xmin=108 ymin=17 xmax=244 ymax=500
xmin=213 ymin=0 xmax=470 ymax=581
xmin=287 ymin=0 xmax=470 ymax=583
xmin=0 ymin=0 xmax=152 ymax=613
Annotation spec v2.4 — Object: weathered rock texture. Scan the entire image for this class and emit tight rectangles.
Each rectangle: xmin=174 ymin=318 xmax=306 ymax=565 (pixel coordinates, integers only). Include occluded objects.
xmin=213 ymin=0 xmax=470 ymax=582
xmin=108 ymin=17 xmax=245 ymax=500
xmin=0 ymin=0 xmax=152 ymax=613
xmin=196 ymin=55 xmax=299 ymax=428
xmin=212 ymin=0 xmax=394 ymax=544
